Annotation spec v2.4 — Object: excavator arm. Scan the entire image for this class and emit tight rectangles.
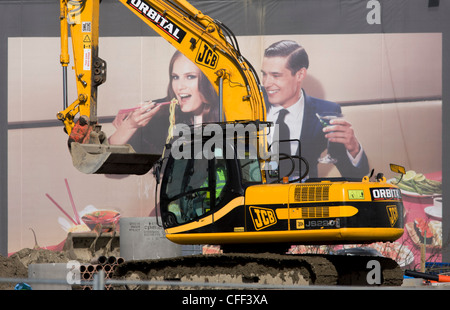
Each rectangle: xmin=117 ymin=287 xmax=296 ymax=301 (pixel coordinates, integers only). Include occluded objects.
xmin=58 ymin=0 xmax=267 ymax=175
xmin=58 ymin=0 xmax=104 ymax=134
xmin=119 ymin=0 xmax=266 ymax=121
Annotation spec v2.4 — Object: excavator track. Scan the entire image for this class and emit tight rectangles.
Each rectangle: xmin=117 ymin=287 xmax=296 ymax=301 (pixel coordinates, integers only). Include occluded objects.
xmin=112 ymin=253 xmax=403 ymax=289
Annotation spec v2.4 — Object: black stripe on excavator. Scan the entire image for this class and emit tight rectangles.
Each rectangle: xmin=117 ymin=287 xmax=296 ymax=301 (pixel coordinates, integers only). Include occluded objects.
xmin=166 ymin=201 xmax=403 ymax=234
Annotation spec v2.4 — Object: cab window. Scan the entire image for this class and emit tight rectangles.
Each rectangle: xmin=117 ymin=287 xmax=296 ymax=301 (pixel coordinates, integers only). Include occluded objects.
xmin=240 ymin=157 xmax=262 ymax=183
xmin=163 ymin=157 xmax=229 ymax=225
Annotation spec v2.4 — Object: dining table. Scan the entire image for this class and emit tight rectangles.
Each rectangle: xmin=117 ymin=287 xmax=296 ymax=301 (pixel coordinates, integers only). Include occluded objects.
xmin=396 ymin=171 xmax=442 ymax=269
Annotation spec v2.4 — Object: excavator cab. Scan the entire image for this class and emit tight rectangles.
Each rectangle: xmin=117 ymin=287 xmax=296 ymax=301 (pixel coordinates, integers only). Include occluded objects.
xmin=159 ymin=122 xmax=264 ymax=229
xmin=161 ymin=153 xmax=263 ymax=229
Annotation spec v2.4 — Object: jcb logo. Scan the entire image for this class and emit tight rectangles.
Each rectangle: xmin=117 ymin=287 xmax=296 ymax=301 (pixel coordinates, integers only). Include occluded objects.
xmin=196 ymin=41 xmax=219 ymax=69
xmin=386 ymin=205 xmax=399 ymax=227
xmin=249 ymin=206 xmax=277 ymax=230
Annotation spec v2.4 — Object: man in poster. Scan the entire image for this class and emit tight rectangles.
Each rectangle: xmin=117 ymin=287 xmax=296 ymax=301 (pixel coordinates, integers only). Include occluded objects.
xmin=262 ymin=40 xmax=370 ymax=179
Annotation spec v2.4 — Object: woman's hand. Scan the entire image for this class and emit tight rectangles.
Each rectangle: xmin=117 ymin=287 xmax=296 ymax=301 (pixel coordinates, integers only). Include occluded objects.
xmin=109 ymin=101 xmax=162 ymax=145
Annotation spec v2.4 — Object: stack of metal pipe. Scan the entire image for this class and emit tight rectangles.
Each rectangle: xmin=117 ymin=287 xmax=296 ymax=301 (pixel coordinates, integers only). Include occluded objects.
xmin=79 ymin=255 xmax=125 ymax=290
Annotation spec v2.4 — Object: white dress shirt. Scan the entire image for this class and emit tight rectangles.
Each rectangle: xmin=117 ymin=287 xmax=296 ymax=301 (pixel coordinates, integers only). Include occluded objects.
xmin=267 ymin=92 xmax=305 ymax=156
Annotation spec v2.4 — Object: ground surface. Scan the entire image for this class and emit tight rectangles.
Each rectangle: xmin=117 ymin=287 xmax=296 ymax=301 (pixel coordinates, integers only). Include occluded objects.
xmin=0 ymin=248 xmax=71 ymax=290
xmin=0 ymin=247 xmax=410 ymax=289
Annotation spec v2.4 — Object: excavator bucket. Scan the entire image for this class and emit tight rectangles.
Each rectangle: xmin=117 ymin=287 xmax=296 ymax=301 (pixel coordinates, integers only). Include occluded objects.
xmin=63 ymin=231 xmax=120 ymax=261
xmin=70 ymin=142 xmax=160 ymax=175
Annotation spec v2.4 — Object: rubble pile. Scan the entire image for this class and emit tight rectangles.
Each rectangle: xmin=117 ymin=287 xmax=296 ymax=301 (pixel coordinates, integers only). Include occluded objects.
xmin=0 ymin=248 xmax=71 ymax=290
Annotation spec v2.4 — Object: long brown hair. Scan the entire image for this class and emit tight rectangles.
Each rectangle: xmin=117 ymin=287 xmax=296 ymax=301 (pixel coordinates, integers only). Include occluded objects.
xmin=166 ymin=50 xmax=219 ymax=124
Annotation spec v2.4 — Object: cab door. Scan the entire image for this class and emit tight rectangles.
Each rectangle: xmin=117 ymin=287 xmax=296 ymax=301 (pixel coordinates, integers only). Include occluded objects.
xmin=160 ymin=156 xmax=212 ymax=227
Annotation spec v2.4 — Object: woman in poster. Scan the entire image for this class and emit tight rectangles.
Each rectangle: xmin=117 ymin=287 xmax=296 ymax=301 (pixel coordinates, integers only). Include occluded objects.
xmin=108 ymin=50 xmax=219 ymax=155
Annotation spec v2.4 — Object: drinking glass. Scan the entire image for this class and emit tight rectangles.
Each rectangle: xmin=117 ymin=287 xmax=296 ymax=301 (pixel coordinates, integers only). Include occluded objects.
xmin=316 ymin=112 xmax=343 ymax=164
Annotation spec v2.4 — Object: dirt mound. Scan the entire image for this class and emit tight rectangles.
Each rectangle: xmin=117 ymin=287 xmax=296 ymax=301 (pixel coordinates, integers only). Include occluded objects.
xmin=9 ymin=248 xmax=71 ymax=268
xmin=0 ymin=248 xmax=71 ymax=290
xmin=0 ymin=254 xmax=27 ymax=290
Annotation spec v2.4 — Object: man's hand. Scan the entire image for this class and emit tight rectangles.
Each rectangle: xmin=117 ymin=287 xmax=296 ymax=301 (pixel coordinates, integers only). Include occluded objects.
xmin=323 ymin=118 xmax=361 ymax=158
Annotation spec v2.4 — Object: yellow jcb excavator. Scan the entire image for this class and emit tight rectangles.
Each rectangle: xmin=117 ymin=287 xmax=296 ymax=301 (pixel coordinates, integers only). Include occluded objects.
xmin=58 ymin=0 xmax=406 ymax=286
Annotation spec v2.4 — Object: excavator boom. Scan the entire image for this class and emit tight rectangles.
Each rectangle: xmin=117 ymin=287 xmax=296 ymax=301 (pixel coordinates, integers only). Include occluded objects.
xmin=58 ymin=0 xmax=266 ymax=175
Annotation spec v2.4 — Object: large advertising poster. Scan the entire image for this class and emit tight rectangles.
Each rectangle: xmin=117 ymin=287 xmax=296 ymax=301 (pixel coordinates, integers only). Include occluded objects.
xmin=2 ymin=1 xmax=446 ymax=271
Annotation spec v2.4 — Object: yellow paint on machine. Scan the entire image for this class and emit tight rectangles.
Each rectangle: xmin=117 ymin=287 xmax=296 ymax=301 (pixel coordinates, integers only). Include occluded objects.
xmin=245 ymin=178 xmax=398 ymax=206
xmin=165 ymin=179 xmax=403 ymax=245
xmin=166 ymin=183 xmax=363 ymax=236
xmin=166 ymin=228 xmax=405 ymax=245
xmin=245 ymin=184 xmax=291 ymax=205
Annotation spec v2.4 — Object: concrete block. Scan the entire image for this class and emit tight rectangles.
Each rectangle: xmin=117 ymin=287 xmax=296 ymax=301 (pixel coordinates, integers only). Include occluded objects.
xmin=120 ymin=217 xmax=182 ymax=261
xmin=28 ymin=263 xmax=73 ymax=290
